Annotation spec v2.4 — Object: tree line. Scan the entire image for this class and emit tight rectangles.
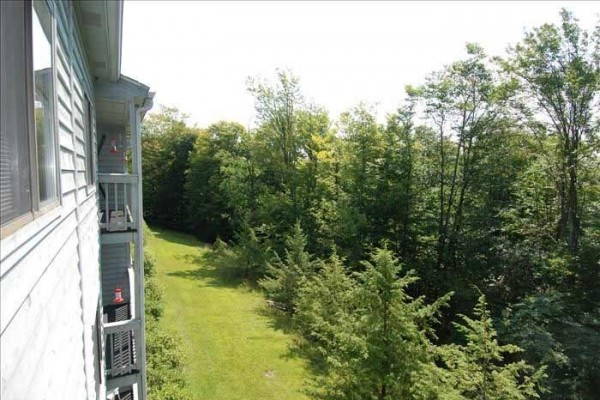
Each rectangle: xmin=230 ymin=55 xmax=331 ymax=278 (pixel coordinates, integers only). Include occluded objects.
xmin=142 ymin=11 xmax=599 ymax=399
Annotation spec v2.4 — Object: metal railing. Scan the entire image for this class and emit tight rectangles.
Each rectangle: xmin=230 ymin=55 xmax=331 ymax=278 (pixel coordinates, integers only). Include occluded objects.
xmin=98 ymin=173 xmax=140 ymax=232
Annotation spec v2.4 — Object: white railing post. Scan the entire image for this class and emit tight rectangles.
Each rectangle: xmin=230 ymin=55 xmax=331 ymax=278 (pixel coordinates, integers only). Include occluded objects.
xmin=129 ymin=100 xmax=147 ymax=400
xmin=98 ymin=173 xmax=138 ymax=231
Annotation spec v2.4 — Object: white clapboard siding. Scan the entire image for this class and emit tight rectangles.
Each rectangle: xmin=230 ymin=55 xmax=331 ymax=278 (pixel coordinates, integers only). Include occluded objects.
xmin=0 ymin=1 xmax=101 ymax=399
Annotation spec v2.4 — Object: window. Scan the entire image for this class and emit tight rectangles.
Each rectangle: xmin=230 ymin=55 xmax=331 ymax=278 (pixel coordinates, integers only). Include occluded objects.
xmin=0 ymin=0 xmax=59 ymax=235
xmin=33 ymin=0 xmax=57 ymax=204
xmin=1 ymin=1 xmax=32 ymax=225
xmin=84 ymin=95 xmax=95 ymax=186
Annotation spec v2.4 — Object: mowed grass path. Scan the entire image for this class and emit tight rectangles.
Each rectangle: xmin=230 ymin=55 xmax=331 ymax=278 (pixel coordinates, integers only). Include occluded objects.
xmin=147 ymin=227 xmax=311 ymax=400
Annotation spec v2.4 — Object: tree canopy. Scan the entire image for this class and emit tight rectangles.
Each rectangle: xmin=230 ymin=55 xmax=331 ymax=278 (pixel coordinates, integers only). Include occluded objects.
xmin=142 ymin=11 xmax=599 ymax=399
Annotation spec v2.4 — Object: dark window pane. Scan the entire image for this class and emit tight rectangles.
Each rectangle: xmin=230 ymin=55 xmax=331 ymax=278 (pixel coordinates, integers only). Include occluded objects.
xmin=33 ymin=0 xmax=56 ymax=204
xmin=0 ymin=1 xmax=32 ymax=225
xmin=85 ymin=97 xmax=95 ymax=185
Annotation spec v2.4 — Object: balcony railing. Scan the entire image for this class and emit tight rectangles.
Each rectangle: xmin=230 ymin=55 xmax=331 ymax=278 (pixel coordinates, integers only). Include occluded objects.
xmin=98 ymin=173 xmax=140 ymax=232
xmin=104 ymin=304 xmax=140 ymax=379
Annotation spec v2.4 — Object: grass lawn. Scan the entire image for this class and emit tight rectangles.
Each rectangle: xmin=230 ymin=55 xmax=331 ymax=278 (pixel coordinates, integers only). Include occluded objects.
xmin=146 ymin=226 xmax=311 ymax=400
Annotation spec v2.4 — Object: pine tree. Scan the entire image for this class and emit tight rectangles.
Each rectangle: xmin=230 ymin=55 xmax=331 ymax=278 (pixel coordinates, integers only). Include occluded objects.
xmin=349 ymin=249 xmax=450 ymax=400
xmin=418 ymin=294 xmax=546 ymax=400
xmin=259 ymin=222 xmax=316 ymax=309
xmin=295 ymin=250 xmax=357 ymax=352
xmin=297 ymin=248 xmax=451 ymax=400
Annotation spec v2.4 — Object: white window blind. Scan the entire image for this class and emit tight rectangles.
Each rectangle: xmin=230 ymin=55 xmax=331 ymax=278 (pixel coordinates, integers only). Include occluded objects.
xmin=0 ymin=0 xmax=59 ymax=233
xmin=0 ymin=1 xmax=33 ymax=226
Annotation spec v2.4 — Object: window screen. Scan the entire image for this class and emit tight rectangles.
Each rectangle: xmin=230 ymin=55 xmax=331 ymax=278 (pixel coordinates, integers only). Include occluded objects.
xmin=0 ymin=1 xmax=33 ymax=225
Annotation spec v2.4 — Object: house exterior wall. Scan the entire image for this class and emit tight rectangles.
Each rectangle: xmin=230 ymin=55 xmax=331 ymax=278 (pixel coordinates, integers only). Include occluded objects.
xmin=100 ymin=243 xmax=131 ymax=306
xmin=0 ymin=1 xmax=102 ymax=399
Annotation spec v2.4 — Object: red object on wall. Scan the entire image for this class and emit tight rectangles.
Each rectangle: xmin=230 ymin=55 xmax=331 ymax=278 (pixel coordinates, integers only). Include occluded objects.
xmin=110 ymin=138 xmax=118 ymax=153
xmin=113 ymin=288 xmax=124 ymax=303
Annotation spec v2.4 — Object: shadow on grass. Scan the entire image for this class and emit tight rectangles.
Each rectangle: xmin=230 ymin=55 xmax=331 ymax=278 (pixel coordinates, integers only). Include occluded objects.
xmin=151 ymin=224 xmax=327 ymax=381
xmin=256 ymin=305 xmax=296 ymax=334
xmin=167 ymin=251 xmax=265 ymax=293
xmin=150 ymin=227 xmax=210 ymax=249
xmin=166 ymin=252 xmax=243 ymax=289
xmin=287 ymin=337 xmax=329 ymax=378
xmin=256 ymin=305 xmax=329 ymax=378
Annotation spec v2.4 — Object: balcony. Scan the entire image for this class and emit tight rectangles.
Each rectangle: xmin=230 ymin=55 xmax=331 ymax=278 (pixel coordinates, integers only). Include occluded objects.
xmin=104 ymin=303 xmax=142 ymax=393
xmin=95 ymin=83 xmax=152 ymax=400
xmin=98 ymin=173 xmax=140 ymax=233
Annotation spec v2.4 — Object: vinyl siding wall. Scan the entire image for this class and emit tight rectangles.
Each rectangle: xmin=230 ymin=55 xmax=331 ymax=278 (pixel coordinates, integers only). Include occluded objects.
xmin=100 ymin=243 xmax=131 ymax=306
xmin=0 ymin=1 xmax=102 ymax=399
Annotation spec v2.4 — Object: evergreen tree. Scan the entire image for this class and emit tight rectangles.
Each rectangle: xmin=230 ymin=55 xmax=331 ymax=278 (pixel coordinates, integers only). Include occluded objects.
xmin=295 ymin=250 xmax=357 ymax=352
xmin=234 ymin=223 xmax=270 ymax=279
xmin=259 ymin=222 xmax=316 ymax=309
xmin=348 ymin=249 xmax=450 ymax=400
xmin=298 ymin=249 xmax=451 ymax=400
xmin=418 ymin=294 xmax=546 ymax=400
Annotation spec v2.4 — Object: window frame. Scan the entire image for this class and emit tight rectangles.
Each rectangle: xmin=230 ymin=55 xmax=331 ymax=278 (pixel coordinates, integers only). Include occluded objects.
xmin=84 ymin=93 xmax=96 ymax=191
xmin=0 ymin=0 xmax=61 ymax=239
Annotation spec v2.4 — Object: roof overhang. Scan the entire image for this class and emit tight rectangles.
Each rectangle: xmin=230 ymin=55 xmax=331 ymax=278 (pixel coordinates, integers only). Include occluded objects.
xmin=75 ymin=0 xmax=123 ymax=82
xmin=95 ymin=75 xmax=155 ymax=127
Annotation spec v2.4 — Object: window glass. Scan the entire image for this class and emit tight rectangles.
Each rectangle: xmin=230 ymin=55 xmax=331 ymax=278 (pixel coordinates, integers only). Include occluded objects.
xmin=0 ymin=1 xmax=32 ymax=225
xmin=33 ymin=0 xmax=57 ymax=204
xmin=85 ymin=97 xmax=95 ymax=185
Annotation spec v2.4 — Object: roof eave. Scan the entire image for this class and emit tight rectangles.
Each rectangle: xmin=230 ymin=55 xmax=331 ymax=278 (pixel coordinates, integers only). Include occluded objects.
xmin=107 ymin=0 xmax=123 ymax=81
xmin=76 ymin=0 xmax=123 ymax=82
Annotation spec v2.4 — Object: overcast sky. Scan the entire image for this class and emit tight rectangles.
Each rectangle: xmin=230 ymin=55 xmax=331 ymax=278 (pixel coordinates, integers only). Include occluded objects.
xmin=122 ymin=1 xmax=599 ymax=128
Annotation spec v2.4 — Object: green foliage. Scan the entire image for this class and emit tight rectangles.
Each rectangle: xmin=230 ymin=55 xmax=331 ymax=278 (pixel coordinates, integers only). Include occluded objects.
xmin=144 ymin=253 xmax=157 ymax=278
xmin=210 ymin=223 xmax=271 ymax=280
xmin=146 ymin=322 xmax=192 ymax=400
xmin=259 ymin=222 xmax=316 ymax=308
xmin=150 ymin=383 xmax=193 ymax=400
xmin=145 ymin=278 xmax=164 ymax=322
xmin=297 ymin=249 xmax=452 ymax=400
xmin=142 ymin=106 xmax=199 ymax=229
xmin=346 ymin=249 xmax=450 ymax=400
xmin=294 ymin=250 xmax=358 ymax=362
xmin=501 ymin=293 xmax=600 ymax=399
xmin=141 ymin=11 xmax=599 ymax=399
xmin=144 ymin=250 xmax=191 ymax=399
xmin=419 ymin=294 xmax=546 ymax=400
xmin=503 ymin=9 xmax=600 ymax=256
xmin=144 ymin=253 xmax=163 ymax=321
xmin=185 ymin=121 xmax=247 ymax=241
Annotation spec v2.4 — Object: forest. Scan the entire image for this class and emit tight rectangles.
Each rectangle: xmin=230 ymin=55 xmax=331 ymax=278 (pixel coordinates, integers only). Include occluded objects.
xmin=142 ymin=11 xmax=599 ymax=400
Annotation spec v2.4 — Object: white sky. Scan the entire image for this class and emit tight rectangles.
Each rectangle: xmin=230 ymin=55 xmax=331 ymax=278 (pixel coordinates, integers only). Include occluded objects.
xmin=122 ymin=1 xmax=599 ymax=128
